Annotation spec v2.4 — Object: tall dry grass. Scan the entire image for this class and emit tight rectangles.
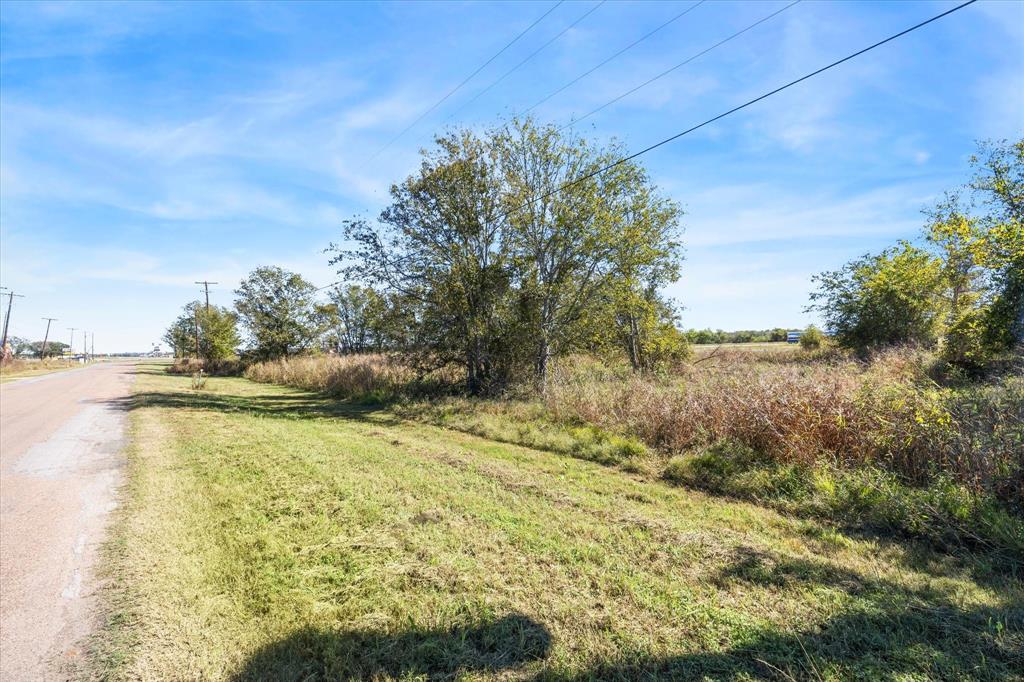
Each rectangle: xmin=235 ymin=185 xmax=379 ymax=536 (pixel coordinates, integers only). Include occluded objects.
xmin=1 ymin=357 xmax=74 ymax=371
xmin=545 ymin=349 xmax=1024 ymax=506
xmin=244 ymin=354 xmax=461 ymax=400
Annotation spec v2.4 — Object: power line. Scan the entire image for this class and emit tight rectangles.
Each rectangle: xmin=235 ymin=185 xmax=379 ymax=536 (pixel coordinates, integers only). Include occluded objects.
xmin=521 ymin=0 xmax=706 ymax=115
xmin=314 ymin=281 xmax=341 ymax=293
xmin=559 ymin=0 xmax=802 ymax=132
xmin=438 ymin=1 xmax=606 ymax=128
xmin=506 ymin=0 xmax=978 ymax=220
xmin=367 ymin=1 xmax=565 ymax=162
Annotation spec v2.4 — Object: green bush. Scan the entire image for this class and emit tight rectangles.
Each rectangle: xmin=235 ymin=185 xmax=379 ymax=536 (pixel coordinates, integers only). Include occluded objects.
xmin=661 ymin=440 xmax=1023 ymax=558
xmin=799 ymin=325 xmax=824 ymax=350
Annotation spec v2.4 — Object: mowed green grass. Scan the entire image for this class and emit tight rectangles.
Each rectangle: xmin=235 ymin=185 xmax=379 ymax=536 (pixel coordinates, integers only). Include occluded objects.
xmin=93 ymin=363 xmax=1023 ymax=681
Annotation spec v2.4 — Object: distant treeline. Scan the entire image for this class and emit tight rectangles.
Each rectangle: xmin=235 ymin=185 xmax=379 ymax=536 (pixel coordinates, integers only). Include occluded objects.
xmin=682 ymin=328 xmax=793 ymax=344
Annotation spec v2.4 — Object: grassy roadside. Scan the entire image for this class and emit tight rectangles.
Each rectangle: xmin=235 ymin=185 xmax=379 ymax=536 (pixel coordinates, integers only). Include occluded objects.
xmin=91 ymin=362 xmax=1023 ymax=680
xmin=0 ymin=361 xmax=84 ymax=383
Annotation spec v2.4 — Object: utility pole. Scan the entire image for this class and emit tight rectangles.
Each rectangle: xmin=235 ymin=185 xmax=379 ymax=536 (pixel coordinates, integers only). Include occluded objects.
xmin=195 ymin=281 xmax=218 ymax=314
xmin=40 ymin=317 xmax=57 ymax=359
xmin=67 ymin=327 xmax=77 ymax=358
xmin=1 ymin=289 xmax=25 ymax=351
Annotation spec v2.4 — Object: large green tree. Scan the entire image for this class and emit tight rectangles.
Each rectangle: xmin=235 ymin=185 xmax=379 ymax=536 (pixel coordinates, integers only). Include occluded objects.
xmin=970 ymin=140 xmax=1024 ymax=352
xmin=198 ymin=305 xmax=241 ymax=360
xmin=164 ymin=305 xmax=198 ymax=359
xmin=323 ymin=285 xmax=394 ymax=354
xmin=495 ymin=119 xmax=683 ymax=384
xmin=601 ymin=174 xmax=686 ymax=371
xmin=333 ymin=118 xmax=683 ymax=393
xmin=337 ymin=129 xmax=516 ymax=393
xmin=163 ymin=301 xmax=240 ymax=360
xmin=234 ymin=267 xmax=318 ymax=360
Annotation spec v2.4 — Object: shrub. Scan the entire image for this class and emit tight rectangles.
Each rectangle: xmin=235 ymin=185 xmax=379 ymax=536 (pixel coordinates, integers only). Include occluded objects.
xmin=167 ymin=358 xmax=243 ymax=376
xmin=808 ymin=243 xmax=945 ymax=352
xmin=799 ymin=325 xmax=823 ymax=350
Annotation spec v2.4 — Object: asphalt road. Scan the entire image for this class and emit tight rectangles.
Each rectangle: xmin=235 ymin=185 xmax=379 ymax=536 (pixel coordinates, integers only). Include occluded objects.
xmin=0 ymin=362 xmax=134 ymax=680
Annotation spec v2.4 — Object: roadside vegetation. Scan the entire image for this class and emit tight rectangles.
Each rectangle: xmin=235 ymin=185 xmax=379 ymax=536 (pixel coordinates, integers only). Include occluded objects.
xmin=0 ymin=356 xmax=87 ymax=382
xmin=0 ymin=336 xmax=78 ymax=381
xmin=138 ymin=132 xmax=1023 ymax=677
xmin=93 ymin=364 xmax=1023 ymax=680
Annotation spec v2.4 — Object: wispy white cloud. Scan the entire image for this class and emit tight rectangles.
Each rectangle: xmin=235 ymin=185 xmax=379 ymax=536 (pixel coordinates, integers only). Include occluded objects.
xmin=0 ymin=1 xmax=172 ymax=62
xmin=673 ymin=180 xmax=932 ymax=248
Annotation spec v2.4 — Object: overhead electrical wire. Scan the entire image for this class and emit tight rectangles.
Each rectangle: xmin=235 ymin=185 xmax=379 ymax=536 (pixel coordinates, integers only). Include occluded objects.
xmin=559 ymin=0 xmax=802 ymax=131
xmin=521 ymin=0 xmax=707 ymax=115
xmin=314 ymin=281 xmax=340 ymax=293
xmin=505 ymin=0 xmax=978 ymax=219
xmin=366 ymin=0 xmax=565 ymax=162
xmin=437 ymin=0 xmax=606 ymax=128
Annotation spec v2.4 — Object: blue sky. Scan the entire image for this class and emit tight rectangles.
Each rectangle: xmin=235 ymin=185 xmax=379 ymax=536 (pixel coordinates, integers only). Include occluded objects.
xmin=1 ymin=0 xmax=1021 ymax=352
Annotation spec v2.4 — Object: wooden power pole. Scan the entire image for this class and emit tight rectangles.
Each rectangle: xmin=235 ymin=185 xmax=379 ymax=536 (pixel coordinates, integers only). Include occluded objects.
xmin=195 ymin=281 xmax=218 ymax=313
xmin=67 ymin=327 xmax=77 ymax=357
xmin=40 ymin=317 xmax=57 ymax=358
xmin=1 ymin=289 xmax=25 ymax=351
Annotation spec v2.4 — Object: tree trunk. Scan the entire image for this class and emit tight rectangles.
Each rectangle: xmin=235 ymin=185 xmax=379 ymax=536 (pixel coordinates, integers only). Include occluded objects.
xmin=535 ymin=338 xmax=550 ymax=394
xmin=466 ymin=335 xmax=484 ymax=396
xmin=467 ymin=360 xmax=479 ymax=396
xmin=627 ymin=313 xmax=641 ymax=372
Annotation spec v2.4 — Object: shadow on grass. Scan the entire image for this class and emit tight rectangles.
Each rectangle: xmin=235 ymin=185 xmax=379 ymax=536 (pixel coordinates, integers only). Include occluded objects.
xmin=545 ymin=547 xmax=1023 ymax=681
xmin=102 ymin=388 xmax=403 ymax=426
xmin=226 ymin=554 xmax=1023 ymax=681
xmin=231 ymin=613 xmax=551 ymax=681
xmin=542 ymin=602 xmax=1022 ymax=681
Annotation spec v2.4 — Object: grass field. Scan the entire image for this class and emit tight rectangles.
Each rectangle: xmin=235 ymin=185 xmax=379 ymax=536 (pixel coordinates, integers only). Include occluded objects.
xmin=92 ymin=362 xmax=1023 ymax=680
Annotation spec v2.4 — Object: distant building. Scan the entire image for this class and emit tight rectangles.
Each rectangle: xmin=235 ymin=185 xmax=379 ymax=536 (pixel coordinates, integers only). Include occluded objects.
xmin=786 ymin=330 xmax=803 ymax=343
